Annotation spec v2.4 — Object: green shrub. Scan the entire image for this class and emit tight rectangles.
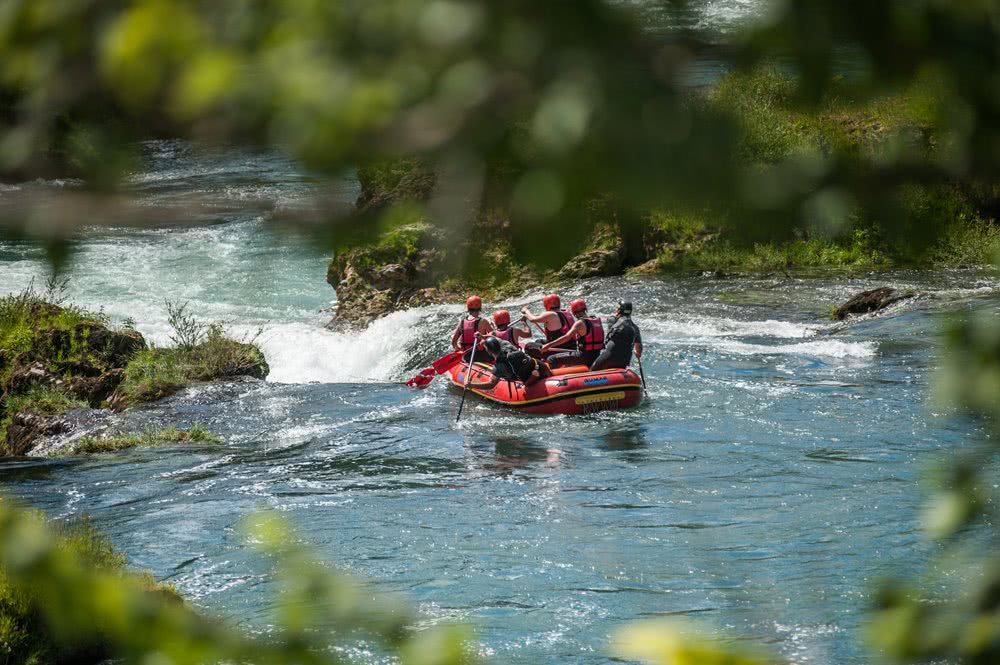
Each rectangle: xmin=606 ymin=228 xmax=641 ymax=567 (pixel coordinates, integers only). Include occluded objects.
xmin=661 ymin=227 xmax=887 ymax=272
xmin=927 ymin=218 xmax=1000 ymax=267
xmin=115 ymin=324 xmax=267 ymax=408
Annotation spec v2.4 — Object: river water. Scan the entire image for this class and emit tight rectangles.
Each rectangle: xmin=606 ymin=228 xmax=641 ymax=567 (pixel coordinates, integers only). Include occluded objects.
xmin=0 ymin=140 xmax=996 ymax=664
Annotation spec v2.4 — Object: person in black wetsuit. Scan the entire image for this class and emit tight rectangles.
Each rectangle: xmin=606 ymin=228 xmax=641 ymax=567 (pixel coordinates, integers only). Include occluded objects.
xmin=480 ymin=337 xmax=551 ymax=387
xmin=590 ymin=301 xmax=643 ymax=370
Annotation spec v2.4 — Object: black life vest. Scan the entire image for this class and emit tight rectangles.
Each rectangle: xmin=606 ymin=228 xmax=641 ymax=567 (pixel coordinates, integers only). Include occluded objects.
xmin=545 ymin=309 xmax=575 ymax=343
xmin=496 ymin=350 xmax=537 ymax=383
xmin=578 ymin=317 xmax=605 ymax=352
xmin=495 ymin=326 xmax=517 ymax=344
xmin=460 ymin=316 xmax=480 ymax=350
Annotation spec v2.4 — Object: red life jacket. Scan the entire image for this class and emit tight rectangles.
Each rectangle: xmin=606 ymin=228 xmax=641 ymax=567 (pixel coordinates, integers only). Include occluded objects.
xmin=460 ymin=316 xmax=480 ymax=350
xmin=545 ymin=309 xmax=575 ymax=343
xmin=578 ymin=316 xmax=605 ymax=352
xmin=495 ymin=326 xmax=517 ymax=344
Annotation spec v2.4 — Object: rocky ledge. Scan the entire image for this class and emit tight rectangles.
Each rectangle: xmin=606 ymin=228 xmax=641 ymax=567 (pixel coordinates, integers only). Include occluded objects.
xmin=0 ymin=299 xmax=268 ymax=456
xmin=326 ymin=161 xmax=655 ymax=328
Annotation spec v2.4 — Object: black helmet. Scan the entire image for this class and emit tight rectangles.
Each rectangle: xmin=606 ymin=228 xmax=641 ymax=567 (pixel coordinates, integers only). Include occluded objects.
xmin=618 ymin=300 xmax=633 ymax=316
xmin=523 ymin=341 xmax=544 ymax=359
xmin=483 ymin=337 xmax=503 ymax=356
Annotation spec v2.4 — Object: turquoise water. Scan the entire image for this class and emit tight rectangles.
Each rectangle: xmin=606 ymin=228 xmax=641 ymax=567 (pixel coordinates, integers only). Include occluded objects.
xmin=0 ymin=142 xmax=996 ymax=663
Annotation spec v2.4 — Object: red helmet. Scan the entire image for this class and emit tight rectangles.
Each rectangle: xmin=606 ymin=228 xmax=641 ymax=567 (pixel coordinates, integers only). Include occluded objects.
xmin=570 ymin=298 xmax=588 ymax=314
xmin=492 ymin=309 xmax=511 ymax=327
xmin=542 ymin=294 xmax=561 ymax=310
xmin=466 ymin=295 xmax=482 ymax=310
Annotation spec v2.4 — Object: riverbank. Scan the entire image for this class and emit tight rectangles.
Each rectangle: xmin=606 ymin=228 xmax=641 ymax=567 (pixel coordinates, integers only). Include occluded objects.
xmin=0 ymin=286 xmax=267 ymax=456
xmin=327 ymin=69 xmax=1000 ymax=326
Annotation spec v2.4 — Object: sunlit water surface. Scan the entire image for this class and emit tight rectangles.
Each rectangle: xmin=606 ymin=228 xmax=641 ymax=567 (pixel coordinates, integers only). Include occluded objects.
xmin=0 ymin=133 xmax=997 ymax=665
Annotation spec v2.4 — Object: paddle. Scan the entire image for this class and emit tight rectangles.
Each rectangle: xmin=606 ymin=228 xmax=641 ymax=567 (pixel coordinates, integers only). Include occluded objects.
xmin=524 ymin=315 xmax=546 ymax=338
xmin=432 ymin=351 xmax=464 ymax=374
xmin=636 ymin=353 xmax=649 ymax=398
xmin=405 ymin=351 xmax=464 ymax=389
xmin=455 ymin=342 xmax=478 ymax=422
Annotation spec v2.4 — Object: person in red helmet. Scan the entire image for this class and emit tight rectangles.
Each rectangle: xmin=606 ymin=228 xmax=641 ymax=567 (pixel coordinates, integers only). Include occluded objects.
xmin=491 ymin=309 xmax=531 ymax=346
xmin=520 ymin=293 xmax=574 ymax=344
xmin=541 ymin=298 xmax=606 ymax=368
xmin=451 ymin=295 xmax=494 ymax=362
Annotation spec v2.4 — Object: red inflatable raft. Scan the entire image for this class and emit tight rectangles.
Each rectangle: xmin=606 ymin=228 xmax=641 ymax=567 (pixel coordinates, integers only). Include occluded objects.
xmin=447 ymin=362 xmax=643 ymax=415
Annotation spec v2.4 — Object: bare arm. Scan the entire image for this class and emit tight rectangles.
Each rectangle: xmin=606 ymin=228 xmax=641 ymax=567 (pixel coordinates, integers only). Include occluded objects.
xmin=450 ymin=323 xmax=462 ymax=351
xmin=474 ymin=373 xmax=502 ymax=390
xmin=521 ymin=308 xmax=553 ymax=325
xmin=634 ymin=341 xmax=642 ymax=358
xmin=542 ymin=320 xmax=584 ymax=351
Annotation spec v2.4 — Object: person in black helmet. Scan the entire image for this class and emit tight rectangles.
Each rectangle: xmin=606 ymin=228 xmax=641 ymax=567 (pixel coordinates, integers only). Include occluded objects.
xmin=480 ymin=336 xmax=551 ymax=387
xmin=590 ymin=301 xmax=643 ymax=371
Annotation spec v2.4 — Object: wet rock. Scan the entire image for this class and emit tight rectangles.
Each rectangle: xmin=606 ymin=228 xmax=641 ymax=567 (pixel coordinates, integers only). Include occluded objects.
xmin=370 ymin=263 xmax=411 ymax=291
xmin=559 ymin=248 xmax=624 ymax=279
xmin=107 ymin=383 xmax=183 ymax=412
xmin=6 ymin=361 xmax=63 ymax=393
xmin=67 ymin=368 xmax=125 ymax=406
xmin=559 ymin=224 xmax=625 ymax=279
xmin=27 ymin=407 xmax=117 ymax=457
xmin=405 ymin=287 xmax=450 ymax=308
xmin=80 ymin=326 xmax=146 ymax=365
xmin=3 ymin=411 xmax=71 ymax=456
xmin=832 ymin=287 xmax=913 ymax=320
xmin=355 ymin=160 xmax=435 ymax=213
xmin=628 ymin=258 xmax=661 ymax=274
xmin=55 ymin=359 xmax=104 ymax=377
xmin=32 ymin=321 xmax=145 ymax=371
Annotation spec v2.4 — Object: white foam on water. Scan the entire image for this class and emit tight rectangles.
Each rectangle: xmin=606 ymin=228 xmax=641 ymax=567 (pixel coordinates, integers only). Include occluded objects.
xmin=257 ymin=306 xmax=441 ymax=384
xmin=648 ymin=316 xmax=823 ymax=339
xmin=714 ymin=338 xmax=877 ymax=359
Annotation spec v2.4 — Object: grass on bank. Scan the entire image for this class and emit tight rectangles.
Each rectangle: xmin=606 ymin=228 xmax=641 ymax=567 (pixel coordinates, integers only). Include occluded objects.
xmin=71 ymin=424 xmax=222 ymax=455
xmin=113 ymin=321 xmax=267 ymax=408
xmin=0 ymin=281 xmax=112 ymax=384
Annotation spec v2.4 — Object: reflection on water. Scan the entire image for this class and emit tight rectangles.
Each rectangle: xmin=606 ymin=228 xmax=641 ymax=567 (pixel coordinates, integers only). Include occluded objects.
xmin=599 ymin=427 xmax=650 ymax=452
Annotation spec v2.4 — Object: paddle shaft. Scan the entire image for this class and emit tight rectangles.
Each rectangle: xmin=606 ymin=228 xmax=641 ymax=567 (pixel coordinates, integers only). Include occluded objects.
xmin=636 ymin=354 xmax=649 ymax=397
xmin=526 ymin=317 xmax=546 ymax=337
xmin=456 ymin=344 xmax=478 ymax=422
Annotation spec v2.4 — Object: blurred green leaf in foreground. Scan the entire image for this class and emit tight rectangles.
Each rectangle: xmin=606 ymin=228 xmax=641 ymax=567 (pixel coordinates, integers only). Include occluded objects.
xmin=3 ymin=1 xmax=1000 ymax=272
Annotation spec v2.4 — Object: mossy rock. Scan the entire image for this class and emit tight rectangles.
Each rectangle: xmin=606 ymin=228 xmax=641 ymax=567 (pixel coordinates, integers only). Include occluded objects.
xmin=356 ymin=158 xmax=435 ymax=213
